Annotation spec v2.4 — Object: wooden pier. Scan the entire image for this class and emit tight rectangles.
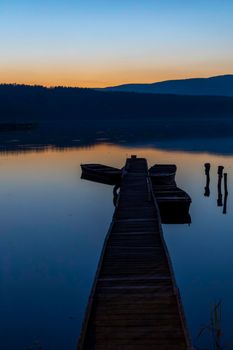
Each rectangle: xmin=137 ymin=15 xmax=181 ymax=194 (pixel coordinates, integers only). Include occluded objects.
xmin=78 ymin=156 xmax=192 ymax=349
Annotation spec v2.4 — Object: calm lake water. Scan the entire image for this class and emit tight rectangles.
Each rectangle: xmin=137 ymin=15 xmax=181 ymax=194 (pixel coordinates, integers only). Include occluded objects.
xmin=0 ymin=141 xmax=233 ymax=349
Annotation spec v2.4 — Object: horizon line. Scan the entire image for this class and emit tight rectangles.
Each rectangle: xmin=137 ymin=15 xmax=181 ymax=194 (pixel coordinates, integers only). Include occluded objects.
xmin=0 ymin=73 xmax=232 ymax=90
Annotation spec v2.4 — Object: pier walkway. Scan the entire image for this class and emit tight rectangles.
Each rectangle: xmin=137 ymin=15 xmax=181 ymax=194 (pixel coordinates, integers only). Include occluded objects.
xmin=78 ymin=156 xmax=192 ymax=349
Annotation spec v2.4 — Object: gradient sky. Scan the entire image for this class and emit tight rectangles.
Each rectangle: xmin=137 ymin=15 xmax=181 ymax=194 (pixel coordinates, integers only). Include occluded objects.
xmin=1 ymin=0 xmax=233 ymax=87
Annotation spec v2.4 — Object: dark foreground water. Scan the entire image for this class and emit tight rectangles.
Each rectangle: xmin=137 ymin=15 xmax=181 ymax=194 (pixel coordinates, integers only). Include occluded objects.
xmin=0 ymin=142 xmax=233 ymax=349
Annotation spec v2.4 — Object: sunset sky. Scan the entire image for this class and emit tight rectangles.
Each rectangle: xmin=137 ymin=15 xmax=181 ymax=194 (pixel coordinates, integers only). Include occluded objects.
xmin=1 ymin=0 xmax=233 ymax=87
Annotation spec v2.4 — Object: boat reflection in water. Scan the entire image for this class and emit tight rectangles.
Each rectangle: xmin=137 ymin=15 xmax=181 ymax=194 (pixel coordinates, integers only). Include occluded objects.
xmin=81 ymin=162 xmax=192 ymax=225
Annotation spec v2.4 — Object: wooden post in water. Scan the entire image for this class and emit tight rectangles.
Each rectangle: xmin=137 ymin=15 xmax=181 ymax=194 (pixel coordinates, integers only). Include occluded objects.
xmin=217 ymin=166 xmax=224 ymax=207
xmin=204 ymin=163 xmax=210 ymax=197
xmin=218 ymin=166 xmax=224 ymax=179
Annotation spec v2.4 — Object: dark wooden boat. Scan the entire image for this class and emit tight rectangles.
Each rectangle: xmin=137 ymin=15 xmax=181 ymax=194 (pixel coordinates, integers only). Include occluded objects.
xmin=152 ymin=183 xmax=192 ymax=224
xmin=81 ymin=164 xmax=122 ymax=185
xmin=149 ymin=164 xmax=177 ymax=185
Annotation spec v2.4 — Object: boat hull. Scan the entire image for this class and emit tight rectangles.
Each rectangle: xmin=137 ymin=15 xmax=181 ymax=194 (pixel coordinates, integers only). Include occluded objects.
xmin=81 ymin=164 xmax=122 ymax=185
xmin=152 ymin=183 xmax=192 ymax=224
xmin=149 ymin=164 xmax=177 ymax=185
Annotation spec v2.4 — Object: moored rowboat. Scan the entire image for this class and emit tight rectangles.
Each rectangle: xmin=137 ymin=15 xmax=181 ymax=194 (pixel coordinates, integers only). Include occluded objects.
xmin=152 ymin=183 xmax=191 ymax=224
xmin=149 ymin=164 xmax=177 ymax=185
xmin=81 ymin=164 xmax=122 ymax=185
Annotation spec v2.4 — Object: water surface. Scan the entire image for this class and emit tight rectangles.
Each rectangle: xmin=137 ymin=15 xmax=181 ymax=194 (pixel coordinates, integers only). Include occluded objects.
xmin=0 ymin=143 xmax=233 ymax=349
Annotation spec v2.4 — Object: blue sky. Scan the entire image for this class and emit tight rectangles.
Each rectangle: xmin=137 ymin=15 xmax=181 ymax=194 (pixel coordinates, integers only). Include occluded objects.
xmin=0 ymin=0 xmax=233 ymax=86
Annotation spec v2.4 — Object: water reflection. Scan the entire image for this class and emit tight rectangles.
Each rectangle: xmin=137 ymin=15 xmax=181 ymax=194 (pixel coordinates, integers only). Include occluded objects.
xmin=223 ymin=173 xmax=228 ymax=215
xmin=2 ymin=118 xmax=233 ymax=156
xmin=0 ymin=144 xmax=233 ymax=350
xmin=223 ymin=190 xmax=228 ymax=214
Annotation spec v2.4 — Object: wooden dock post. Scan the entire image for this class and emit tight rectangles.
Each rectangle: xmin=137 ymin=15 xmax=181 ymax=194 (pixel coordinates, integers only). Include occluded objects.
xmin=78 ymin=157 xmax=192 ymax=349
xmin=218 ymin=165 xmax=224 ymax=177
xmin=217 ymin=166 xmax=224 ymax=207
xmin=204 ymin=163 xmax=210 ymax=197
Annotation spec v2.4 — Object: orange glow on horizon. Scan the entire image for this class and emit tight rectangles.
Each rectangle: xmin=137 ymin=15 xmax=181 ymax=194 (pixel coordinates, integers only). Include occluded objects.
xmin=0 ymin=63 xmax=233 ymax=88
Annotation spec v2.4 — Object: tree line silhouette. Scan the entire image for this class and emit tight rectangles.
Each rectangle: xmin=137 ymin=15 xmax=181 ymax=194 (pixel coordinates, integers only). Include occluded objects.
xmin=1 ymin=84 xmax=233 ymax=122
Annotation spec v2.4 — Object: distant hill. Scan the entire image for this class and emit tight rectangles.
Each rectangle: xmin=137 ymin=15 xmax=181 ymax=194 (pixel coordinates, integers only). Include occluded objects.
xmin=102 ymin=75 xmax=233 ymax=97
xmin=0 ymin=84 xmax=233 ymax=123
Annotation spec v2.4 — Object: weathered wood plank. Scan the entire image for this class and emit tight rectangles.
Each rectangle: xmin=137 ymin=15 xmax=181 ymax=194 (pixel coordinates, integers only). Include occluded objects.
xmin=77 ymin=156 xmax=192 ymax=350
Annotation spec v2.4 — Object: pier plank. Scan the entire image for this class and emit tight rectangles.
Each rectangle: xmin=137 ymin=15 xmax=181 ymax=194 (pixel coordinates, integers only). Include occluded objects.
xmin=78 ymin=157 xmax=192 ymax=349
